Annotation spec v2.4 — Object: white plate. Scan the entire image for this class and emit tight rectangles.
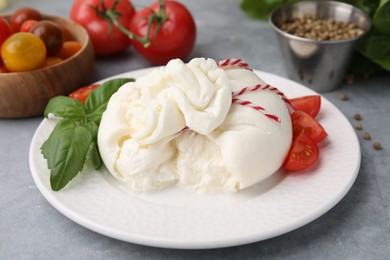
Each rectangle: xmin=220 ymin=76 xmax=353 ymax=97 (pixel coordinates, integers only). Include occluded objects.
xmin=29 ymin=68 xmax=361 ymax=249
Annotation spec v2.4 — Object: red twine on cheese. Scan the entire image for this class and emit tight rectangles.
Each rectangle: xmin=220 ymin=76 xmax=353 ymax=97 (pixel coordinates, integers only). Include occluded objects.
xmin=181 ymin=59 xmax=294 ymax=132
xmin=218 ymin=59 xmax=294 ymax=123
xmin=218 ymin=58 xmax=253 ymax=71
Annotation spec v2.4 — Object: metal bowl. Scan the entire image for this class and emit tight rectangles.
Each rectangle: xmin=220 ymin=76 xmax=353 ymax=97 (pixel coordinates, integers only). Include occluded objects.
xmin=269 ymin=1 xmax=371 ymax=92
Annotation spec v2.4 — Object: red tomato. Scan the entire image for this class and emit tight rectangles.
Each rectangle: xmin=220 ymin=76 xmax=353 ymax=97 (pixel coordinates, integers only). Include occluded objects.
xmin=283 ymin=133 xmax=320 ymax=171
xmin=69 ymin=84 xmax=100 ymax=104
xmin=291 ymin=110 xmax=328 ymax=143
xmin=20 ymin=19 xmax=38 ymax=32
xmin=129 ymin=0 xmax=196 ymax=65
xmin=0 ymin=64 xmax=9 ymax=73
xmin=10 ymin=7 xmax=43 ymax=32
xmin=70 ymin=0 xmax=135 ymax=56
xmin=290 ymin=95 xmax=321 ymax=118
xmin=0 ymin=16 xmax=12 ymax=49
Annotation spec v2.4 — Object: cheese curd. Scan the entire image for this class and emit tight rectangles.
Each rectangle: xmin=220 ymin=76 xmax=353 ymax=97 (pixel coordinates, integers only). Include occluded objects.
xmin=98 ymin=58 xmax=292 ymax=193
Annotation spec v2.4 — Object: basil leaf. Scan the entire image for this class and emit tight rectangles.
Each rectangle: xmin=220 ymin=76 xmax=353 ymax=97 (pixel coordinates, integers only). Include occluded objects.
xmin=41 ymin=119 xmax=92 ymax=191
xmin=357 ymin=32 xmax=390 ymax=70
xmin=84 ymin=121 xmax=103 ymax=170
xmin=85 ymin=142 xmax=103 ymax=170
xmin=44 ymin=96 xmax=86 ymax=121
xmin=373 ymin=0 xmax=390 ymax=34
xmin=84 ymin=78 xmax=135 ymax=116
xmin=240 ymin=0 xmax=292 ymax=20
xmin=347 ymin=51 xmax=383 ymax=75
xmin=41 ymin=119 xmax=77 ymax=169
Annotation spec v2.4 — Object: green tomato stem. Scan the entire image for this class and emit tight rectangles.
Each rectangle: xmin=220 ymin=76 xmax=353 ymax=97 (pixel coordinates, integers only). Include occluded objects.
xmin=94 ymin=0 xmax=169 ymax=49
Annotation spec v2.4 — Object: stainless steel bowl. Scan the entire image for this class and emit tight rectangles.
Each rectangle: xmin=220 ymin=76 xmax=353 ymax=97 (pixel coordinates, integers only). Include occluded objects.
xmin=269 ymin=1 xmax=371 ymax=92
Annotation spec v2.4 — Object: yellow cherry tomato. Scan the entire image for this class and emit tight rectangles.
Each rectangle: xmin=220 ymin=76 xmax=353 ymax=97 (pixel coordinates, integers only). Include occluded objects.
xmin=1 ymin=32 xmax=46 ymax=72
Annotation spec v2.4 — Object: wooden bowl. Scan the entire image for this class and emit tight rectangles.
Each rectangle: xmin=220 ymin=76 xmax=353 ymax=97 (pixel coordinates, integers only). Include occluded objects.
xmin=0 ymin=15 xmax=94 ymax=118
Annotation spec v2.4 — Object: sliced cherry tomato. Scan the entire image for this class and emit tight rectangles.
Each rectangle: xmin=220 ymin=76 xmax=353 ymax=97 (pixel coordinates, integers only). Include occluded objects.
xmin=69 ymin=84 xmax=100 ymax=104
xmin=291 ymin=110 xmax=328 ymax=143
xmin=20 ymin=19 xmax=38 ymax=32
xmin=283 ymin=133 xmax=320 ymax=171
xmin=11 ymin=7 xmax=42 ymax=32
xmin=1 ymin=32 xmax=46 ymax=72
xmin=129 ymin=0 xmax=196 ymax=65
xmin=30 ymin=20 xmax=64 ymax=56
xmin=70 ymin=0 xmax=135 ymax=56
xmin=290 ymin=95 xmax=321 ymax=118
xmin=0 ymin=16 xmax=12 ymax=49
xmin=57 ymin=41 xmax=82 ymax=59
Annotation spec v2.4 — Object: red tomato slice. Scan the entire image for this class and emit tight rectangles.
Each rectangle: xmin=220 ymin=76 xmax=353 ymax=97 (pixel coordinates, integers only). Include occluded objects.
xmin=290 ymin=95 xmax=321 ymax=118
xmin=69 ymin=84 xmax=100 ymax=104
xmin=283 ymin=133 xmax=320 ymax=171
xmin=291 ymin=110 xmax=328 ymax=143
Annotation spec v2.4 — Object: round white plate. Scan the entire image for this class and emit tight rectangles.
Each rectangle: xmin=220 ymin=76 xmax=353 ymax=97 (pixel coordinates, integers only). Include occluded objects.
xmin=29 ymin=68 xmax=361 ymax=249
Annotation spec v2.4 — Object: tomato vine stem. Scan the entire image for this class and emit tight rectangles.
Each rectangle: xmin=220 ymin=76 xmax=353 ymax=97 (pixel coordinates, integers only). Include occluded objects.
xmin=92 ymin=0 xmax=168 ymax=48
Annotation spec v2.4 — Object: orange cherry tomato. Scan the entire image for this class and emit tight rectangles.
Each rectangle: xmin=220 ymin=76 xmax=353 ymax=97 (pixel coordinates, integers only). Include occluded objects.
xmin=44 ymin=56 xmax=63 ymax=67
xmin=1 ymin=32 xmax=46 ymax=72
xmin=57 ymin=41 xmax=82 ymax=59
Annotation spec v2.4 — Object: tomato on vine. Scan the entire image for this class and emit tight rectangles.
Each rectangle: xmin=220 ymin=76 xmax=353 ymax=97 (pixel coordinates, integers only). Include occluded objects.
xmin=128 ymin=0 xmax=196 ymax=65
xmin=70 ymin=0 xmax=135 ymax=56
xmin=93 ymin=0 xmax=196 ymax=65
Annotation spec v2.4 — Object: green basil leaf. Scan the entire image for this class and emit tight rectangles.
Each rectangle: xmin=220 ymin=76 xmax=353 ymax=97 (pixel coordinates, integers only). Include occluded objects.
xmin=85 ymin=142 xmax=103 ymax=170
xmin=44 ymin=96 xmax=86 ymax=121
xmin=41 ymin=119 xmax=77 ymax=169
xmin=41 ymin=119 xmax=92 ymax=191
xmin=357 ymin=32 xmax=390 ymax=70
xmin=240 ymin=0 xmax=291 ymax=20
xmin=84 ymin=78 xmax=135 ymax=116
xmin=83 ymin=121 xmax=103 ymax=170
xmin=347 ymin=50 xmax=383 ymax=75
xmin=373 ymin=0 xmax=390 ymax=34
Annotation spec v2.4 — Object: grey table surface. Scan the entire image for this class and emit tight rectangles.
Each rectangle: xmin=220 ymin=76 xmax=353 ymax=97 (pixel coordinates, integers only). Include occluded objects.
xmin=1 ymin=0 xmax=389 ymax=259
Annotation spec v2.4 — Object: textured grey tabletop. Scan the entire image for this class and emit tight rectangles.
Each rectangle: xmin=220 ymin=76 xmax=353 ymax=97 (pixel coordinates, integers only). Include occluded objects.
xmin=1 ymin=0 xmax=389 ymax=259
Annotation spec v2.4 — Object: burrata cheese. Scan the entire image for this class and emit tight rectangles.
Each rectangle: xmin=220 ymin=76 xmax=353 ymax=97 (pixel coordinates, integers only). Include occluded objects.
xmin=98 ymin=58 xmax=292 ymax=193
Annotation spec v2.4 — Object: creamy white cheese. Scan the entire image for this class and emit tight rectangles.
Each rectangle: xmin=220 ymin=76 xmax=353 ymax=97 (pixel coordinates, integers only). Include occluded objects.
xmin=98 ymin=58 xmax=292 ymax=193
